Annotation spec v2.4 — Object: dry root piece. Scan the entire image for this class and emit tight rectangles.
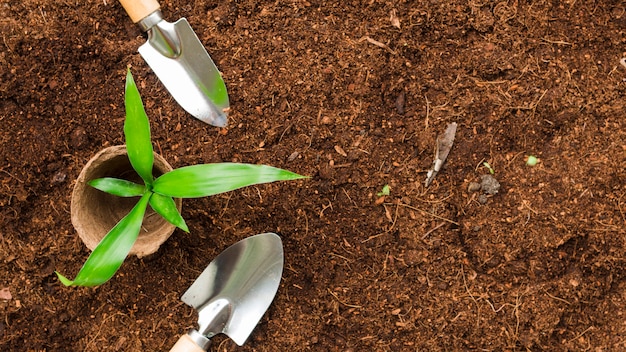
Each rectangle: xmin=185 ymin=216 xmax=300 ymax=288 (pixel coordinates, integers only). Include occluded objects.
xmin=359 ymin=36 xmax=397 ymax=55
xmin=425 ymin=122 xmax=457 ymax=187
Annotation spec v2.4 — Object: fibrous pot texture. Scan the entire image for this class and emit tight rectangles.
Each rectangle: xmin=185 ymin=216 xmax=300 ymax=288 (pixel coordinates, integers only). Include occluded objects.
xmin=71 ymin=145 xmax=181 ymax=258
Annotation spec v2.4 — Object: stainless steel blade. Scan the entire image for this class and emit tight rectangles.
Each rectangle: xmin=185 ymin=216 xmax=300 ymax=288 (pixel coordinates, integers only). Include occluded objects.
xmin=138 ymin=11 xmax=229 ymax=127
xmin=182 ymin=233 xmax=284 ymax=346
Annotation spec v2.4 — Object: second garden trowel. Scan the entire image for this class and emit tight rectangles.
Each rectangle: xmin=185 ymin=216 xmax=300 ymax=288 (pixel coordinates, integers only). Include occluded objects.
xmin=119 ymin=0 xmax=229 ymax=127
xmin=169 ymin=233 xmax=284 ymax=351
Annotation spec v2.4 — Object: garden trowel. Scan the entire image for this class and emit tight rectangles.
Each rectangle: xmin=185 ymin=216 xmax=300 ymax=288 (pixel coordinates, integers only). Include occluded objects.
xmin=169 ymin=233 xmax=284 ymax=351
xmin=119 ymin=0 xmax=229 ymax=127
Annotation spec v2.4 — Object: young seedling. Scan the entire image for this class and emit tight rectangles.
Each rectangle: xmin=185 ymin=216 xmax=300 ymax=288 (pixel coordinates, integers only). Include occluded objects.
xmin=56 ymin=69 xmax=306 ymax=287
xmin=482 ymin=162 xmax=495 ymax=174
xmin=526 ymin=155 xmax=538 ymax=166
xmin=377 ymin=184 xmax=390 ymax=197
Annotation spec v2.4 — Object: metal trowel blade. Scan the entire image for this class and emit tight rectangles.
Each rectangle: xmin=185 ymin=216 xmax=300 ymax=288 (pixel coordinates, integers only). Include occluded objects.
xmin=139 ymin=17 xmax=229 ymax=127
xmin=181 ymin=233 xmax=284 ymax=346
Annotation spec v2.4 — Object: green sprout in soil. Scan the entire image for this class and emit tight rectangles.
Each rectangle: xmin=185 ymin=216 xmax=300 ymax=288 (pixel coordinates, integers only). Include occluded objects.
xmin=482 ymin=162 xmax=495 ymax=174
xmin=377 ymin=184 xmax=390 ymax=197
xmin=56 ymin=69 xmax=307 ymax=287
xmin=526 ymin=155 xmax=538 ymax=166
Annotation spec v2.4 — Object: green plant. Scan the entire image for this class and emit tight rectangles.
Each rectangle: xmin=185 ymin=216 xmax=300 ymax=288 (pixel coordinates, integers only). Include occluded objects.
xmin=56 ymin=69 xmax=306 ymax=287
xmin=482 ymin=162 xmax=495 ymax=174
xmin=376 ymin=184 xmax=390 ymax=197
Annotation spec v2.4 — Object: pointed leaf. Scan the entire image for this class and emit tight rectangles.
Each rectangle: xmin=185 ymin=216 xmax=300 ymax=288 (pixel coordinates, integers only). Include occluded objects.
xmin=149 ymin=192 xmax=188 ymax=232
xmin=55 ymin=272 xmax=74 ymax=286
xmin=153 ymin=163 xmax=307 ymax=198
xmin=56 ymin=192 xmax=152 ymax=287
xmin=88 ymin=177 xmax=146 ymax=197
xmin=124 ymin=69 xmax=154 ymax=185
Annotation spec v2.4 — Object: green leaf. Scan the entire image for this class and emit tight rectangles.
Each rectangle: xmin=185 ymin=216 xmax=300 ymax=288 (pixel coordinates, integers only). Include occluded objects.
xmin=55 ymin=272 xmax=74 ymax=286
xmin=124 ymin=69 xmax=154 ymax=186
xmin=482 ymin=162 xmax=495 ymax=174
xmin=88 ymin=177 xmax=146 ymax=197
xmin=153 ymin=163 xmax=306 ymax=198
xmin=377 ymin=184 xmax=390 ymax=197
xmin=56 ymin=192 xmax=152 ymax=287
xmin=149 ymin=192 xmax=188 ymax=232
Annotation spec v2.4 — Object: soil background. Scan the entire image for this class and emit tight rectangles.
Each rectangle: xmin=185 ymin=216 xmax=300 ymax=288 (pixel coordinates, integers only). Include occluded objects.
xmin=2 ymin=0 xmax=626 ymax=351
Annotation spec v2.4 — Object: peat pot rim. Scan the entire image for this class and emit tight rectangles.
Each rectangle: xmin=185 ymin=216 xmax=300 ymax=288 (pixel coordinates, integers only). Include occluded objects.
xmin=71 ymin=145 xmax=182 ymax=258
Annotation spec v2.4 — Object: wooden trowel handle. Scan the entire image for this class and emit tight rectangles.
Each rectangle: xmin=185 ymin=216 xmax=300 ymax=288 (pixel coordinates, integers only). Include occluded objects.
xmin=169 ymin=334 xmax=206 ymax=352
xmin=119 ymin=0 xmax=160 ymax=23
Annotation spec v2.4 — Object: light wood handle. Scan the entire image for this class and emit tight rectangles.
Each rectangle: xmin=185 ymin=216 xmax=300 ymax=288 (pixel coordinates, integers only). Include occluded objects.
xmin=169 ymin=334 xmax=206 ymax=352
xmin=119 ymin=0 xmax=160 ymax=23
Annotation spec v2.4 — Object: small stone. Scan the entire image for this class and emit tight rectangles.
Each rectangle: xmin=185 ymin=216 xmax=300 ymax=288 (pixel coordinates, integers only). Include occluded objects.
xmin=0 ymin=287 xmax=11 ymax=300
xmin=334 ymin=145 xmax=347 ymax=157
xmin=318 ymin=163 xmax=334 ymax=180
xmin=480 ymin=174 xmax=500 ymax=195
xmin=478 ymin=194 xmax=488 ymax=204
xmin=320 ymin=116 xmax=333 ymax=125
xmin=404 ymin=250 xmax=426 ymax=266
xmin=468 ymin=182 xmax=481 ymax=192
xmin=395 ymin=91 xmax=406 ymax=114
xmin=51 ymin=171 xmax=66 ymax=184
xmin=70 ymin=126 xmax=88 ymax=149
xmin=287 ymin=151 xmax=300 ymax=162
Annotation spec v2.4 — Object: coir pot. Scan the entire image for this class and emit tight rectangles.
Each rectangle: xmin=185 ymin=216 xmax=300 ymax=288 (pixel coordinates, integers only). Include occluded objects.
xmin=71 ymin=145 xmax=181 ymax=257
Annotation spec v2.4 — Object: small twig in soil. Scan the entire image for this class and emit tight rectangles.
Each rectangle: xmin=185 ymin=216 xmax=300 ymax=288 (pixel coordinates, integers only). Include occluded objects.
xmin=359 ymin=36 xmax=397 ymax=55
xmin=1 ymin=35 xmax=11 ymax=53
xmin=320 ymin=199 xmax=333 ymax=217
xmin=361 ymin=232 xmax=387 ymax=243
xmin=384 ymin=203 xmax=400 ymax=229
xmin=84 ymin=312 xmax=126 ymax=350
xmin=361 ymin=203 xmax=399 ymax=243
xmin=618 ymin=193 xmax=625 ymax=223
xmin=217 ymin=339 xmax=231 ymax=351
xmin=506 ymin=89 xmax=548 ymax=112
xmin=327 ymin=288 xmax=362 ymax=309
xmin=424 ymin=94 xmax=430 ymax=129
xmin=567 ymin=326 xmax=594 ymax=344
xmin=219 ymin=193 xmax=233 ymax=218
xmin=421 ymin=222 xmax=446 ymax=239
xmin=475 ymin=158 xmax=492 ymax=172
xmin=0 ymin=169 xmax=24 ymax=183
xmin=39 ymin=7 xmax=48 ymax=24
xmin=390 ymin=202 xmax=459 ymax=225
xmin=461 ymin=264 xmax=481 ymax=328
xmin=329 ymin=252 xmax=352 ymax=263
xmin=543 ymin=290 xmax=571 ymax=305
xmin=342 ymin=188 xmax=358 ymax=207
xmin=541 ymin=38 xmax=573 ymax=46
xmin=278 ymin=115 xmax=300 ymax=143
xmin=297 ymin=208 xmax=309 ymax=238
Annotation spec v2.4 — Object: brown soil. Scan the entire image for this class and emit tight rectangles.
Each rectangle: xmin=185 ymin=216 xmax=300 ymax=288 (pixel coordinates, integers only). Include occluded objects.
xmin=2 ymin=0 xmax=626 ymax=351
